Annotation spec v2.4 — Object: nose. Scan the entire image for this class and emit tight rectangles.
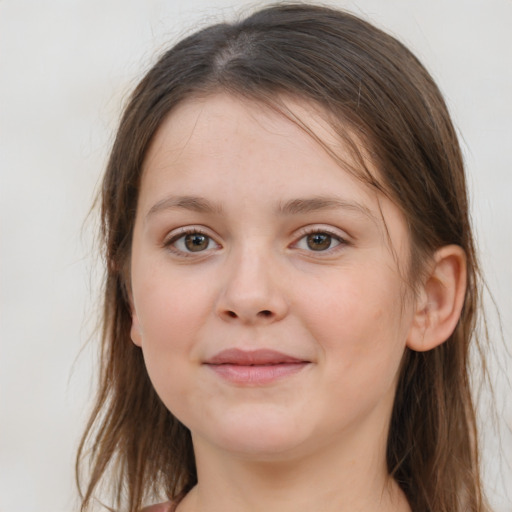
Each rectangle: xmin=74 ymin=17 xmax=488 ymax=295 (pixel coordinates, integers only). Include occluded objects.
xmin=215 ymin=248 xmax=289 ymax=324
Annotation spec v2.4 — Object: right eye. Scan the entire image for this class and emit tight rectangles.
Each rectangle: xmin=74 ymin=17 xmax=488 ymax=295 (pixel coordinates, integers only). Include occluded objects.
xmin=165 ymin=229 xmax=220 ymax=255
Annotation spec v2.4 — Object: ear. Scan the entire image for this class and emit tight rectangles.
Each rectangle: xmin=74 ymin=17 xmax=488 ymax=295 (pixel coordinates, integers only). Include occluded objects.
xmin=127 ymin=292 xmax=143 ymax=347
xmin=406 ymin=245 xmax=467 ymax=352
xmin=130 ymin=310 xmax=143 ymax=347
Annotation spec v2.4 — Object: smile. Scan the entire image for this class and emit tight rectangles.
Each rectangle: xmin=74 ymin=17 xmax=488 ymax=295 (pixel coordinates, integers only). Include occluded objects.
xmin=204 ymin=349 xmax=310 ymax=385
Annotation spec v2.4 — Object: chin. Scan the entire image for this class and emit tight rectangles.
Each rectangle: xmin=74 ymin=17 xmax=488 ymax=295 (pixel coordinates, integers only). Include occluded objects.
xmin=194 ymin=410 xmax=312 ymax=460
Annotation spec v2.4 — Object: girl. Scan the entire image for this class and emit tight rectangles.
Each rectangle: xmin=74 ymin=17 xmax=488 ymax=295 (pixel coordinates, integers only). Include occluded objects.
xmin=77 ymin=4 xmax=492 ymax=511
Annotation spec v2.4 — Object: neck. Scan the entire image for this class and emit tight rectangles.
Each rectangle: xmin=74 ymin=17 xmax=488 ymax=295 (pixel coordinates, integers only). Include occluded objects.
xmin=179 ymin=424 xmax=410 ymax=512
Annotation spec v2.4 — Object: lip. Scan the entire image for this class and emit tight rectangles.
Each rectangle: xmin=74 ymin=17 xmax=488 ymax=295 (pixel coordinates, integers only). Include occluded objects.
xmin=204 ymin=349 xmax=310 ymax=385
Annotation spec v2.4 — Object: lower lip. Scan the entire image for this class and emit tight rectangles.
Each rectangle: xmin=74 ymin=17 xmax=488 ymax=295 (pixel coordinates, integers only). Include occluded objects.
xmin=206 ymin=362 xmax=309 ymax=385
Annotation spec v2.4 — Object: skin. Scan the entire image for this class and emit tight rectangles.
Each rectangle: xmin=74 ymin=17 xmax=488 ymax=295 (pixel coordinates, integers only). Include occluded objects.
xmin=130 ymin=94 xmax=466 ymax=512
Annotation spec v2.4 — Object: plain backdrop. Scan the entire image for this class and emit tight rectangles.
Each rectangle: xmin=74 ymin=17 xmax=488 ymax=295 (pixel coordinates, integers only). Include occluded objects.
xmin=0 ymin=1 xmax=511 ymax=511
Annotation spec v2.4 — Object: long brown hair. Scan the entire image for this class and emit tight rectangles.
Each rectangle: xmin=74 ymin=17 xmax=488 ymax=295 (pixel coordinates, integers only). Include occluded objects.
xmin=77 ymin=4 xmax=490 ymax=511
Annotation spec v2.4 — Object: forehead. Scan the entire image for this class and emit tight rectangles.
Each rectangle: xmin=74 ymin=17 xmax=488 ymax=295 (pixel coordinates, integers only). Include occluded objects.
xmin=142 ymin=93 xmax=375 ymax=197
xmin=145 ymin=94 xmax=333 ymax=159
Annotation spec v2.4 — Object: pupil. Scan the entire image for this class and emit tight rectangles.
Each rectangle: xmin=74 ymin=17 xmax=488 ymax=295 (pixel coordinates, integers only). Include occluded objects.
xmin=307 ymin=233 xmax=331 ymax=251
xmin=185 ymin=233 xmax=208 ymax=252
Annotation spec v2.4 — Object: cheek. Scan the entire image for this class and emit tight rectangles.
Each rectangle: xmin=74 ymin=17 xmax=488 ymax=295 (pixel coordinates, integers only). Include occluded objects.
xmin=134 ymin=262 xmax=213 ymax=342
xmin=298 ymin=268 xmax=410 ymax=385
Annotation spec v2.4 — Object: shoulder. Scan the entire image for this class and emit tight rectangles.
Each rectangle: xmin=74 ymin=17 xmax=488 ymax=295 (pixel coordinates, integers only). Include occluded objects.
xmin=140 ymin=502 xmax=174 ymax=512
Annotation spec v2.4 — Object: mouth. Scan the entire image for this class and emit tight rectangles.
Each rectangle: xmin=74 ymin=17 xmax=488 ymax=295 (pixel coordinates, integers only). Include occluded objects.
xmin=203 ymin=348 xmax=310 ymax=385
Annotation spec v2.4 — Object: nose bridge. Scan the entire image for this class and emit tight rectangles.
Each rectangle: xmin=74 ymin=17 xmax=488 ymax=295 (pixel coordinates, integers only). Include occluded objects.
xmin=217 ymin=238 xmax=287 ymax=323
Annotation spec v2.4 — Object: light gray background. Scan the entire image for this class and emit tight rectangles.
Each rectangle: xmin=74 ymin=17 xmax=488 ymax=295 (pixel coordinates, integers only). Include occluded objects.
xmin=1 ymin=1 xmax=511 ymax=511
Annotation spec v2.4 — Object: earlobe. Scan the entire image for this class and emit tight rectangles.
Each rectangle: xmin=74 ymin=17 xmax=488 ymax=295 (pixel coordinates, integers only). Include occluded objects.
xmin=406 ymin=245 xmax=467 ymax=352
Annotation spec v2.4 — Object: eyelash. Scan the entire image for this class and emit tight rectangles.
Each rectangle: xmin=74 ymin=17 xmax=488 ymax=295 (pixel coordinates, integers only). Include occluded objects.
xmin=163 ymin=226 xmax=349 ymax=257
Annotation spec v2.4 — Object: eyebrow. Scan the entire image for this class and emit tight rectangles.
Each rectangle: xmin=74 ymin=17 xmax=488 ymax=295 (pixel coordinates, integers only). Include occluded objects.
xmin=146 ymin=194 xmax=376 ymax=222
xmin=278 ymin=197 xmax=375 ymax=221
xmin=146 ymin=195 xmax=224 ymax=219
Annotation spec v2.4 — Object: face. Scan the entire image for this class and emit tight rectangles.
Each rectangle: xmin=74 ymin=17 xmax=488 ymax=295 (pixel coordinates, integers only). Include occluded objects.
xmin=130 ymin=93 xmax=417 ymax=461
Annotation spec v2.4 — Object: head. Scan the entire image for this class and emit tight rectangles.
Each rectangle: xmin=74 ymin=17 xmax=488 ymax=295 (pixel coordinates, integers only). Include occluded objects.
xmin=78 ymin=4 xmax=485 ymax=512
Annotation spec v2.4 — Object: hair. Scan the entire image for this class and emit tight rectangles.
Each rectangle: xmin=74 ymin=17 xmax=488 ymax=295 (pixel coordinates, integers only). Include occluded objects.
xmin=76 ymin=4 xmax=490 ymax=512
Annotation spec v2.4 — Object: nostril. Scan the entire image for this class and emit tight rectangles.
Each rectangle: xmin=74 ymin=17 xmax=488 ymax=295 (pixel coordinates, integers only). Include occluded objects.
xmin=222 ymin=309 xmax=275 ymax=320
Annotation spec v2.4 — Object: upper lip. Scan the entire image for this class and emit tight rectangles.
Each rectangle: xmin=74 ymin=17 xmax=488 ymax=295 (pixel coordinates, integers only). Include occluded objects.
xmin=205 ymin=348 xmax=307 ymax=366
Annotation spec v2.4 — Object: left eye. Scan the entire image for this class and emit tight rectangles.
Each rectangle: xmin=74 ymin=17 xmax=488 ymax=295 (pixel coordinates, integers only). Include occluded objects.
xmin=295 ymin=232 xmax=342 ymax=252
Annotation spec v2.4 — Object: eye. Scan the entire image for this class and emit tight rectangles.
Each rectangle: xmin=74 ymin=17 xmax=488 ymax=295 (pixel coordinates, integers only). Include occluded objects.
xmin=294 ymin=230 xmax=344 ymax=252
xmin=165 ymin=229 xmax=220 ymax=254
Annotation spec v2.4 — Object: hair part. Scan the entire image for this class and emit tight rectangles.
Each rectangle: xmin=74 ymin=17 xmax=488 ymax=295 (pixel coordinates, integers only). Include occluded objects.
xmin=77 ymin=4 xmax=489 ymax=511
